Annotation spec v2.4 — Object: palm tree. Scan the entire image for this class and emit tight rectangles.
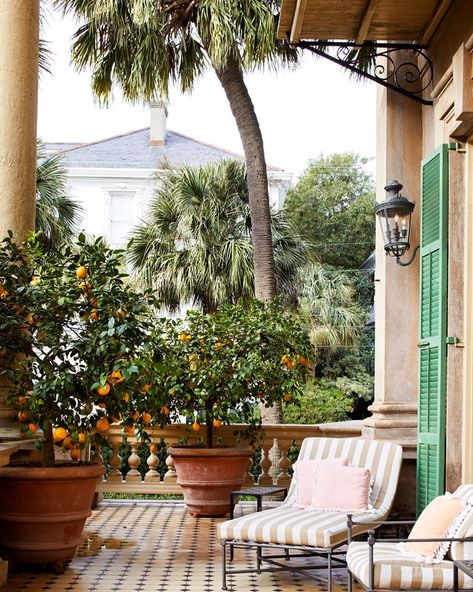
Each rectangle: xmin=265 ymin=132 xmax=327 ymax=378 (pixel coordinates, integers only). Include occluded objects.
xmin=128 ymin=160 xmax=308 ymax=313
xmin=54 ymin=0 xmax=298 ymax=301
xmin=298 ymin=263 xmax=366 ymax=351
xmin=36 ymin=143 xmax=82 ymax=250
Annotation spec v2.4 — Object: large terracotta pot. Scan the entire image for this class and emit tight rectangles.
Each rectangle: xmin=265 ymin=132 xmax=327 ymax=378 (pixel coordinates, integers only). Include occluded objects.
xmin=0 ymin=463 xmax=105 ymax=570
xmin=168 ymin=446 xmax=253 ymax=517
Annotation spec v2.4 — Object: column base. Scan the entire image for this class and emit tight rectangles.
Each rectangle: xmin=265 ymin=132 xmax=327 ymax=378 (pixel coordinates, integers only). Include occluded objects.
xmin=362 ymin=402 xmax=417 ymax=458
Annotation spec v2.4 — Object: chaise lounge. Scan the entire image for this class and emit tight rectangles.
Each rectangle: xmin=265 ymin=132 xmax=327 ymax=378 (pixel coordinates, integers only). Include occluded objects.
xmin=218 ymin=436 xmax=403 ymax=591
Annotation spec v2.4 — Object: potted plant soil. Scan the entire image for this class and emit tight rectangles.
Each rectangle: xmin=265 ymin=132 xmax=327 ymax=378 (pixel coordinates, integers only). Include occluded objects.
xmin=160 ymin=300 xmax=312 ymax=517
xmin=0 ymin=233 xmax=159 ymax=571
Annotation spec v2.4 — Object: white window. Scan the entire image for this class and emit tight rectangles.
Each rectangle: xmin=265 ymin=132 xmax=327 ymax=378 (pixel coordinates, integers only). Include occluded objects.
xmin=110 ymin=191 xmax=135 ymax=246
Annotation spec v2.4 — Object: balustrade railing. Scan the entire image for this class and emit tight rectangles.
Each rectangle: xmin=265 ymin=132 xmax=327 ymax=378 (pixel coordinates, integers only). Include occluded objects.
xmin=93 ymin=421 xmax=362 ymax=496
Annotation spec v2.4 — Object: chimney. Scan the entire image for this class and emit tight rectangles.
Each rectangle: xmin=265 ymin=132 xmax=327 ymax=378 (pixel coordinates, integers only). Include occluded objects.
xmin=150 ymin=101 xmax=167 ymax=146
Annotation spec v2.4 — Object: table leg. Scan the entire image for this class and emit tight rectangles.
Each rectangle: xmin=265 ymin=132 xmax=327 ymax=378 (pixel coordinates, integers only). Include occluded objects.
xmin=257 ymin=495 xmax=262 ymax=512
xmin=454 ymin=565 xmax=459 ymax=592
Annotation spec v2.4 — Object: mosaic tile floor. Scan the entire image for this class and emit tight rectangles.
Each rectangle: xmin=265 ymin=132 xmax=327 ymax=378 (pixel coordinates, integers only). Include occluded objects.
xmin=5 ymin=501 xmax=352 ymax=592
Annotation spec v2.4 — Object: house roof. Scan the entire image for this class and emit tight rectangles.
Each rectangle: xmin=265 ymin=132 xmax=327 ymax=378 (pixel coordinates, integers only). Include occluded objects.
xmin=45 ymin=128 xmax=282 ymax=172
xmin=278 ymin=0 xmax=454 ymax=45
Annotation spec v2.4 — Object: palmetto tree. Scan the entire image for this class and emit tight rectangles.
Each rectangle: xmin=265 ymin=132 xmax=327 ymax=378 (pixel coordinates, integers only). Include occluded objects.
xmin=54 ymin=0 xmax=298 ymax=301
xmin=298 ymin=263 xmax=366 ymax=351
xmin=128 ymin=160 xmax=308 ymax=313
xmin=36 ymin=143 xmax=82 ymax=250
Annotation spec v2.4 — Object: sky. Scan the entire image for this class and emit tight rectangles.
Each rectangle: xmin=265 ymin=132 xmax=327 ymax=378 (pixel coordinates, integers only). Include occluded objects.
xmin=37 ymin=6 xmax=377 ymax=178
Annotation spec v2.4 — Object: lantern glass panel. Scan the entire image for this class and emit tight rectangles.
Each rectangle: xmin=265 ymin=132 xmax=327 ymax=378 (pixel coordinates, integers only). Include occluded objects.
xmin=377 ymin=205 xmax=412 ymax=258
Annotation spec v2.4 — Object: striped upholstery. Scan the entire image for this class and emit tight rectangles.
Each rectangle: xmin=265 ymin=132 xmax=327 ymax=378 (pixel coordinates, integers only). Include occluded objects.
xmin=450 ymin=485 xmax=473 ymax=560
xmin=347 ymin=541 xmax=473 ymax=590
xmin=218 ymin=438 xmax=403 ymax=549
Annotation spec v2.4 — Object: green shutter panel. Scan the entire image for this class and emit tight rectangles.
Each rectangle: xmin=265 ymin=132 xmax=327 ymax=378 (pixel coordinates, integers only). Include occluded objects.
xmin=417 ymin=144 xmax=449 ymax=514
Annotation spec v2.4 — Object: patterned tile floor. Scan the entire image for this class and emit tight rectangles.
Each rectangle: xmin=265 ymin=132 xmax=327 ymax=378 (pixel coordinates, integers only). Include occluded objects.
xmin=5 ymin=501 xmax=352 ymax=592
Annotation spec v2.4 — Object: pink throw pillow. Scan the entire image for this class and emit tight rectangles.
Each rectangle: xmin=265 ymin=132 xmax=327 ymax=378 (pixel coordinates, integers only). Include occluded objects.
xmin=405 ymin=495 xmax=465 ymax=559
xmin=296 ymin=457 xmax=348 ymax=508
xmin=313 ymin=464 xmax=371 ymax=511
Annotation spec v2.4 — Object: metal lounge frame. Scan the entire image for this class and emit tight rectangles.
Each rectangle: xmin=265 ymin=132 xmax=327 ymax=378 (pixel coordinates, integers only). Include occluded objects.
xmin=221 ymin=537 xmax=348 ymax=591
xmin=347 ymin=516 xmax=473 ymax=592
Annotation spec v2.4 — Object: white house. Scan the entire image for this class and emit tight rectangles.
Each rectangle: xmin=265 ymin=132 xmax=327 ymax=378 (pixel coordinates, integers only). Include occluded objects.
xmin=45 ymin=104 xmax=293 ymax=247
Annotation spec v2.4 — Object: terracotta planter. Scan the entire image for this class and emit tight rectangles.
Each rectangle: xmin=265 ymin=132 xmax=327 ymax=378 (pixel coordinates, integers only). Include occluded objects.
xmin=168 ymin=446 xmax=253 ymax=517
xmin=0 ymin=463 xmax=105 ymax=570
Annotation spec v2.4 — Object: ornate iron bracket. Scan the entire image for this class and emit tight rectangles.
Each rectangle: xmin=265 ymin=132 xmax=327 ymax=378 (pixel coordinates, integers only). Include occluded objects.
xmin=298 ymin=41 xmax=433 ymax=106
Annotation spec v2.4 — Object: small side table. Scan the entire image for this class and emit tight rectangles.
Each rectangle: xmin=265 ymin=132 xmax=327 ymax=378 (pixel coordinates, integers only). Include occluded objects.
xmin=453 ymin=559 xmax=473 ymax=591
xmin=230 ymin=485 xmax=287 ymax=519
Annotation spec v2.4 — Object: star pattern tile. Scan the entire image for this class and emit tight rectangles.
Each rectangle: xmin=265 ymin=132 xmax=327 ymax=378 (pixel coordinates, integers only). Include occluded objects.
xmin=5 ymin=501 xmax=353 ymax=592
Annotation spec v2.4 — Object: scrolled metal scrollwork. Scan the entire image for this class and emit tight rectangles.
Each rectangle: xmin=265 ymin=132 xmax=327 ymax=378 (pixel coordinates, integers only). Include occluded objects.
xmin=298 ymin=41 xmax=434 ymax=106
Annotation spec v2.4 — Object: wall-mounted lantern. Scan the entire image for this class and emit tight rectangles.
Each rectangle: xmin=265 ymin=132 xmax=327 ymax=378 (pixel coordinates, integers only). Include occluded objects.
xmin=375 ymin=180 xmax=419 ymax=266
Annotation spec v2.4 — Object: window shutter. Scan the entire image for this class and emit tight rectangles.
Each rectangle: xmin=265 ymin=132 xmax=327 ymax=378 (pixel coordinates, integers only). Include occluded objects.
xmin=417 ymin=145 xmax=449 ymax=514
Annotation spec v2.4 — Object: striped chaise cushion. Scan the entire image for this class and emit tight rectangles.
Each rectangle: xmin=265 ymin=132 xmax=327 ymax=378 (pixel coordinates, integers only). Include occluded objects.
xmin=348 ymin=541 xmax=473 ymax=590
xmin=450 ymin=485 xmax=473 ymax=560
xmin=217 ymin=438 xmax=403 ymax=549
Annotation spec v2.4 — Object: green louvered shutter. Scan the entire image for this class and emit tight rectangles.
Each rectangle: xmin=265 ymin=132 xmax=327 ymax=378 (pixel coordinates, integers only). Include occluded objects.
xmin=417 ymin=145 xmax=449 ymax=514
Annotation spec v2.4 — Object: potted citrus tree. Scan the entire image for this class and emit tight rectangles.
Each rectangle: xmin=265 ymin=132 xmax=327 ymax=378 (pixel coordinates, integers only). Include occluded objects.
xmin=0 ymin=233 xmax=159 ymax=571
xmin=160 ymin=300 xmax=312 ymax=517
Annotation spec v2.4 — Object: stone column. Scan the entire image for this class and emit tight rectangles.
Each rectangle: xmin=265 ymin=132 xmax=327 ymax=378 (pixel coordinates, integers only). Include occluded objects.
xmin=0 ymin=2 xmax=40 ymax=432
xmin=362 ymin=85 xmax=422 ymax=515
xmin=0 ymin=1 xmax=39 ymax=241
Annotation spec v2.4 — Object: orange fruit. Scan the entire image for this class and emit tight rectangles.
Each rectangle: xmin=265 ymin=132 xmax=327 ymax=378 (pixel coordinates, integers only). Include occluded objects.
xmin=141 ymin=384 xmax=150 ymax=393
xmin=179 ymin=333 xmax=191 ymax=342
xmin=18 ymin=395 xmax=27 ymax=407
xmin=124 ymin=425 xmax=135 ymax=438
xmin=123 ymin=392 xmax=130 ymax=403
xmin=213 ymin=419 xmax=222 ymax=428
xmin=78 ymin=432 xmax=86 ymax=445
xmin=96 ymin=417 xmax=110 ymax=434
xmin=192 ymin=421 xmax=200 ymax=432
xmin=62 ymin=436 xmax=73 ymax=450
xmin=108 ymin=370 xmax=124 ymax=384
xmin=115 ymin=308 xmax=126 ymax=317
xmin=27 ymin=423 xmax=37 ymax=434
xmin=70 ymin=448 xmax=81 ymax=461
xmin=150 ymin=443 xmax=158 ymax=455
xmin=53 ymin=426 xmax=67 ymax=441
xmin=90 ymin=309 xmax=99 ymax=321
xmin=79 ymin=280 xmax=91 ymax=291
xmin=142 ymin=412 xmax=152 ymax=424
xmin=0 ymin=284 xmax=8 ymax=299
xmin=283 ymin=393 xmax=292 ymax=402
xmin=76 ymin=265 xmax=88 ymax=279
xmin=160 ymin=405 xmax=170 ymax=416
xmin=97 ymin=402 xmax=107 ymax=409
xmin=130 ymin=410 xmax=139 ymax=421
xmin=17 ymin=411 xmax=28 ymax=423
xmin=97 ymin=383 xmax=110 ymax=396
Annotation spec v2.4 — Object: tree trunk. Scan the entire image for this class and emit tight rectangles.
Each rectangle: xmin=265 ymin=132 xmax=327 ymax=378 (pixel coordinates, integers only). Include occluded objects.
xmin=215 ymin=58 xmax=277 ymax=302
xmin=215 ymin=58 xmax=281 ymax=424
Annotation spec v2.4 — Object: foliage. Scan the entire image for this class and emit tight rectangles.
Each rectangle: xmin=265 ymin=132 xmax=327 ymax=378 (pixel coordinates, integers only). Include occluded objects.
xmin=128 ymin=161 xmax=309 ymax=312
xmin=297 ymin=263 xmax=367 ymax=351
xmin=156 ymin=300 xmax=312 ymax=448
xmin=281 ymin=378 xmax=353 ymax=424
xmin=284 ymin=153 xmax=375 ymax=269
xmin=55 ymin=0 xmax=297 ymax=103
xmin=0 ymin=233 xmax=162 ymax=467
xmin=36 ymin=142 xmax=82 ymax=250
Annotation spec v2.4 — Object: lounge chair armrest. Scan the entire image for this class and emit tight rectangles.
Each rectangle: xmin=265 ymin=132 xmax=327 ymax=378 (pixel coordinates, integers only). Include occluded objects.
xmin=367 ymin=535 xmax=473 ymax=544
xmin=346 ymin=514 xmax=416 ymax=543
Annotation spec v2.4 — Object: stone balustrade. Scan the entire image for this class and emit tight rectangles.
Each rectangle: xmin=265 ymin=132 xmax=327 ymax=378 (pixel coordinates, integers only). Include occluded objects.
xmin=93 ymin=421 xmax=362 ymax=495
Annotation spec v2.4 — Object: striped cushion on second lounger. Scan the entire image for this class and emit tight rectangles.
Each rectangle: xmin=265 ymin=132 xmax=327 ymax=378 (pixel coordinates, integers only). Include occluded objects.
xmin=347 ymin=541 xmax=473 ymax=590
xmin=217 ymin=437 xmax=403 ymax=549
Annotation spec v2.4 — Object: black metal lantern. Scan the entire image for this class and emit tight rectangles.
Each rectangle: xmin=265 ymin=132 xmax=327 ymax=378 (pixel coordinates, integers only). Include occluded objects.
xmin=375 ymin=180 xmax=419 ymax=266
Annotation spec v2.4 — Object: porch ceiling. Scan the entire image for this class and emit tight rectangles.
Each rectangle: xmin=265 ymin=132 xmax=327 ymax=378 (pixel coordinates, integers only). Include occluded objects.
xmin=278 ymin=0 xmax=454 ymax=45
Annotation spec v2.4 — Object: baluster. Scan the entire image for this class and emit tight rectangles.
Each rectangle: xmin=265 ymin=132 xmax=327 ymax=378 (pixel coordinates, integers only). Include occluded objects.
xmin=125 ymin=441 xmax=142 ymax=483
xmin=258 ymin=444 xmax=273 ymax=486
xmin=269 ymin=439 xmax=281 ymax=482
xmin=145 ymin=442 xmax=160 ymax=482
xmin=244 ymin=455 xmax=255 ymax=485
xmin=107 ymin=441 xmax=123 ymax=483
xmin=91 ymin=443 xmax=104 ymax=465
xmin=276 ymin=444 xmax=291 ymax=487
xmin=163 ymin=453 xmax=177 ymax=484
